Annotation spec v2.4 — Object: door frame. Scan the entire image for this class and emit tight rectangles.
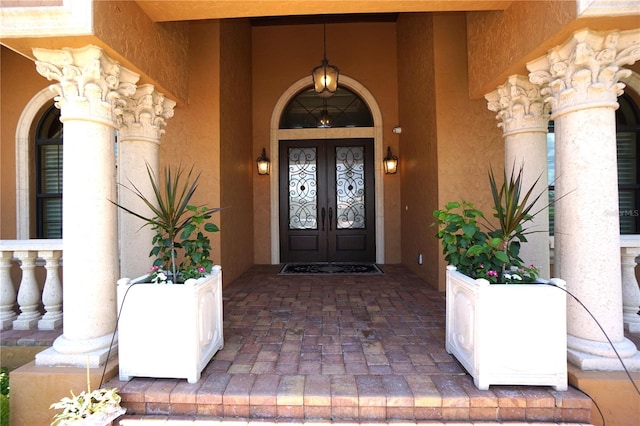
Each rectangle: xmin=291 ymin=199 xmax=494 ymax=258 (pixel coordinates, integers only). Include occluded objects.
xmin=269 ymin=74 xmax=385 ymax=264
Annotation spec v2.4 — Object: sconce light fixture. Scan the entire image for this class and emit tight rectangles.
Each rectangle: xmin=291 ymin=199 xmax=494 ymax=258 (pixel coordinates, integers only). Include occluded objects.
xmin=257 ymin=148 xmax=270 ymax=175
xmin=311 ymin=24 xmax=339 ymax=97
xmin=383 ymin=146 xmax=398 ymax=175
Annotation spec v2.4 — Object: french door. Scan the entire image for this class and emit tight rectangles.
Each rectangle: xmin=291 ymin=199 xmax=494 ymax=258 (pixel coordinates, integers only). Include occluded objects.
xmin=279 ymin=139 xmax=376 ymax=263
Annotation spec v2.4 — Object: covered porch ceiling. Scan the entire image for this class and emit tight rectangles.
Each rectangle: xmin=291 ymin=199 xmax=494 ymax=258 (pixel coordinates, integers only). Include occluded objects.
xmin=133 ymin=0 xmax=513 ymax=22
xmin=1 ymin=0 xmax=638 ymax=102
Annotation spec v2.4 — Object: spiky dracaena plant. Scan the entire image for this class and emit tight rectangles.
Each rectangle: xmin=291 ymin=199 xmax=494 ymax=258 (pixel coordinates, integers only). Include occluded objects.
xmin=113 ymin=164 xmax=220 ymax=282
xmin=486 ymin=162 xmax=545 ymax=278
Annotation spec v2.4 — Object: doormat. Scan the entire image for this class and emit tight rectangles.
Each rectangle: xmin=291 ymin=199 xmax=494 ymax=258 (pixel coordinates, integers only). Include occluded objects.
xmin=279 ymin=263 xmax=383 ymax=275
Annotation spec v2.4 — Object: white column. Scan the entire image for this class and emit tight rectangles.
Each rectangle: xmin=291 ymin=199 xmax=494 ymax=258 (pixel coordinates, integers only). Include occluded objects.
xmin=528 ymin=29 xmax=640 ymax=371
xmin=485 ymin=75 xmax=551 ymax=278
xmin=32 ymin=45 xmax=139 ymax=367
xmin=117 ymin=84 xmax=176 ymax=279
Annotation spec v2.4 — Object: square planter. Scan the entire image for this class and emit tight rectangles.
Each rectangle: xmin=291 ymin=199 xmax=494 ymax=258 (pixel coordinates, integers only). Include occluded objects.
xmin=116 ymin=266 xmax=224 ymax=383
xmin=445 ymin=265 xmax=568 ymax=391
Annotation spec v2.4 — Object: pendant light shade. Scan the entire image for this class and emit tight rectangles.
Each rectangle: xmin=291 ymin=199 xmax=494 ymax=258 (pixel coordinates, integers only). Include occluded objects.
xmin=312 ymin=24 xmax=339 ymax=97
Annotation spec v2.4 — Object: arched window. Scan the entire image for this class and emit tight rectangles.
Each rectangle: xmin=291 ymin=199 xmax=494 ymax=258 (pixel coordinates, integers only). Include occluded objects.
xmin=616 ymin=92 xmax=640 ymax=233
xmin=35 ymin=104 xmax=63 ymax=238
xmin=279 ymin=86 xmax=373 ymax=129
xmin=547 ymin=92 xmax=640 ymax=234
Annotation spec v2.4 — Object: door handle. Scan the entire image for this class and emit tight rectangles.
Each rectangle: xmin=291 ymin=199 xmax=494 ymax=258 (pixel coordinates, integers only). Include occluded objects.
xmin=328 ymin=207 xmax=333 ymax=231
xmin=321 ymin=207 xmax=326 ymax=231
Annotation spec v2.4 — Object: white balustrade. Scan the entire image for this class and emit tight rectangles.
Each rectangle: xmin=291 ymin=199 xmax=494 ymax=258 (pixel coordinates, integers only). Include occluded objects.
xmin=38 ymin=250 xmax=63 ymax=330
xmin=1 ymin=237 xmax=639 ymax=335
xmin=621 ymin=235 xmax=640 ymax=333
xmin=0 ymin=240 xmax=63 ymax=330
xmin=0 ymin=251 xmax=17 ymax=329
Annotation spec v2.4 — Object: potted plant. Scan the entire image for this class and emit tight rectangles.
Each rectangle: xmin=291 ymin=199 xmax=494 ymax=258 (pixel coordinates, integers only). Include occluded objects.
xmin=433 ymin=164 xmax=567 ymax=391
xmin=50 ymin=386 xmax=124 ymax=426
xmin=113 ymin=165 xmax=224 ymax=384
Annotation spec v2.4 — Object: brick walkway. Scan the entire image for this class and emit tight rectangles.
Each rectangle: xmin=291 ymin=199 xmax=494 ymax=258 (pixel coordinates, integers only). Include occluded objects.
xmin=106 ymin=264 xmax=593 ymax=424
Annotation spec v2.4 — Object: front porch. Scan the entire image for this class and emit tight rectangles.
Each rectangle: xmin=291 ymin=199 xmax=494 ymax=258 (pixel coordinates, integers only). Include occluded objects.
xmin=106 ymin=264 xmax=593 ymax=424
xmin=7 ymin=260 xmax=640 ymax=424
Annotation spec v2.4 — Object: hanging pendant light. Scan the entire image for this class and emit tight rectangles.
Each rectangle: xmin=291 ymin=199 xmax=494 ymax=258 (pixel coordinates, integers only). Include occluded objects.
xmin=312 ymin=24 xmax=339 ymax=98
xmin=319 ymin=98 xmax=331 ymax=127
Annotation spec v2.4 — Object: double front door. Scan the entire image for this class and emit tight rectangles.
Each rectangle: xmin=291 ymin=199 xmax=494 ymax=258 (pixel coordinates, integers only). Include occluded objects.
xmin=279 ymin=139 xmax=375 ymax=263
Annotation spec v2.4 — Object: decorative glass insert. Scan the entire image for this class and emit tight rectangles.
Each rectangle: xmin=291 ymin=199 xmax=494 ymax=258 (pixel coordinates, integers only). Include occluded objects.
xmin=280 ymin=86 xmax=373 ymax=129
xmin=335 ymin=146 xmax=365 ymax=229
xmin=288 ymin=147 xmax=318 ymax=230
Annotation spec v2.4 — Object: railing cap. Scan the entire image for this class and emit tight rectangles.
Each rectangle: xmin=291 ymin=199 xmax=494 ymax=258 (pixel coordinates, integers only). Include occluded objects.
xmin=0 ymin=239 xmax=63 ymax=251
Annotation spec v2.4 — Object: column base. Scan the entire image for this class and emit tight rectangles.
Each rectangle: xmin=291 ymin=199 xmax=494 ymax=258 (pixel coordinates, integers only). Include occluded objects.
xmin=36 ymin=332 xmax=118 ymax=368
xmin=568 ymin=348 xmax=640 ymax=372
xmin=35 ymin=344 xmax=118 ymax=368
xmin=567 ymin=334 xmax=640 ymax=371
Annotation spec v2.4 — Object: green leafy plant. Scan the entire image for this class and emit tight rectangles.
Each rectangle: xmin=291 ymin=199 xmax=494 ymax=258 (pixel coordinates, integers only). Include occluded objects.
xmin=433 ymin=163 xmax=544 ymax=283
xmin=113 ymin=164 xmax=220 ymax=283
xmin=50 ymin=387 xmax=123 ymax=425
xmin=0 ymin=368 xmax=8 ymax=426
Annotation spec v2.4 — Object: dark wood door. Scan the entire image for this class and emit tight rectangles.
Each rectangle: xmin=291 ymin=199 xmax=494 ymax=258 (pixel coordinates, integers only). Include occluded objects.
xmin=279 ymin=139 xmax=376 ymax=263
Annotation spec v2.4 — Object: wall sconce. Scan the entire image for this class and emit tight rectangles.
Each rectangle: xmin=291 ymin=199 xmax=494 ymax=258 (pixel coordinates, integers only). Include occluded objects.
xmin=383 ymin=146 xmax=398 ymax=175
xmin=256 ymin=148 xmax=270 ymax=175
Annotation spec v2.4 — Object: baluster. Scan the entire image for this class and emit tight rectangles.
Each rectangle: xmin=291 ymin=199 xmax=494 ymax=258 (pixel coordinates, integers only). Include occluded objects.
xmin=38 ymin=250 xmax=63 ymax=330
xmin=620 ymin=247 xmax=640 ymax=333
xmin=0 ymin=251 xmax=17 ymax=330
xmin=12 ymin=250 xmax=42 ymax=330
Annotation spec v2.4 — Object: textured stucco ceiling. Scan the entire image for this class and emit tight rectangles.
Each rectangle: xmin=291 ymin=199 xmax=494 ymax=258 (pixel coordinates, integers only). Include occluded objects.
xmin=134 ymin=0 xmax=513 ymax=22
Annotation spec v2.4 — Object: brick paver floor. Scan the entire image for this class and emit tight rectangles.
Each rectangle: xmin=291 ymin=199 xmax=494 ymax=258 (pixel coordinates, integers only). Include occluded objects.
xmin=105 ymin=264 xmax=593 ymax=424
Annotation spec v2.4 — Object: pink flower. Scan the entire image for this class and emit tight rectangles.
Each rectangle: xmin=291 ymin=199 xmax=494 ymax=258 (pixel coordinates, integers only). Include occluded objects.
xmin=150 ymin=265 xmax=160 ymax=272
xmin=198 ymin=267 xmax=205 ymax=273
xmin=487 ymin=270 xmax=498 ymax=277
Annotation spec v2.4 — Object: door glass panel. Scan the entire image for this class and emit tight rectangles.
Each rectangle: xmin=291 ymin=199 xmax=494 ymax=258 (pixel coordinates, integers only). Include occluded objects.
xmin=288 ymin=147 xmax=318 ymax=229
xmin=335 ymin=146 xmax=365 ymax=229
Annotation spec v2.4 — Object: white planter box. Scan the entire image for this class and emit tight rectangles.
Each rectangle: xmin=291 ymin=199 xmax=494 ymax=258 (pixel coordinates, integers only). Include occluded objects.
xmin=116 ymin=266 xmax=224 ymax=383
xmin=445 ymin=265 xmax=568 ymax=391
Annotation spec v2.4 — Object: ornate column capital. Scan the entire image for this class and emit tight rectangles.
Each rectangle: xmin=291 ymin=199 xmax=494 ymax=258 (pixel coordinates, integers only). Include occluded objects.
xmin=485 ymin=75 xmax=550 ymax=136
xmin=527 ymin=29 xmax=640 ymax=118
xmin=33 ymin=45 xmax=139 ymax=126
xmin=117 ymin=84 xmax=176 ymax=143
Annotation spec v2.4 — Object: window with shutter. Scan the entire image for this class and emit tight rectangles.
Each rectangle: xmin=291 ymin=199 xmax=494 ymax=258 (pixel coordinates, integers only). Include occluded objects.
xmin=547 ymin=92 xmax=640 ymax=235
xmin=35 ymin=104 xmax=63 ymax=239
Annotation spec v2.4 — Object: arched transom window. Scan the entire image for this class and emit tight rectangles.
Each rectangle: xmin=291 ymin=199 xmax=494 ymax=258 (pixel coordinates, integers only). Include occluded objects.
xmin=279 ymin=86 xmax=373 ymax=129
